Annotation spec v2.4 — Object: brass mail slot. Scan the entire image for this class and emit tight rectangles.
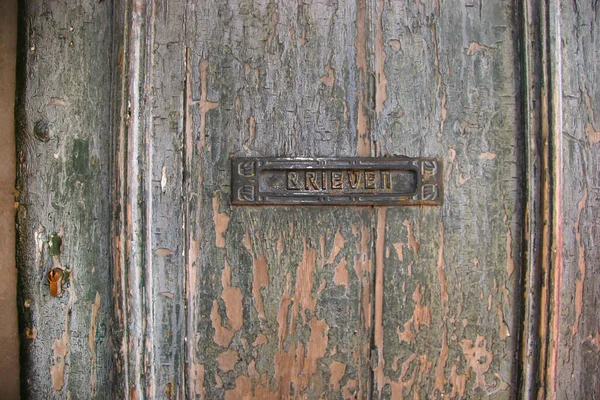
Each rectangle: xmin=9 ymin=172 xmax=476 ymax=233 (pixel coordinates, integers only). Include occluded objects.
xmin=231 ymin=157 xmax=443 ymax=206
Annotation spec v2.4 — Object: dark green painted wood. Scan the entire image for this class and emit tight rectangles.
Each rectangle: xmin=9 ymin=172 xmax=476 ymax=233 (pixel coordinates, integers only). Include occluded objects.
xmin=16 ymin=1 xmax=115 ymax=398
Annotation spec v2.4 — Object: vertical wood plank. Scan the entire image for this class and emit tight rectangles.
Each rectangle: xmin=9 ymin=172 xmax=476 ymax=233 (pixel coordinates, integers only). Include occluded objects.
xmin=117 ymin=0 xmax=150 ymax=396
xmin=372 ymin=1 xmax=522 ymax=398
xmin=16 ymin=1 xmax=115 ymax=397
xmin=553 ymin=1 xmax=600 ymax=397
xmin=183 ymin=1 xmax=375 ymax=398
xmin=113 ymin=0 xmax=189 ymax=397
xmin=0 ymin=0 xmax=20 ymax=397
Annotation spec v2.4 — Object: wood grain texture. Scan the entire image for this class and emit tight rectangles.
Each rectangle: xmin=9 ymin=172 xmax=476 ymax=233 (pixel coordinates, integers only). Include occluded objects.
xmin=111 ymin=0 xmax=190 ymax=397
xmin=146 ymin=0 xmax=188 ymax=397
xmin=16 ymin=1 xmax=115 ymax=397
xmin=182 ymin=1 xmax=375 ymax=397
xmin=553 ymin=1 xmax=600 ymax=397
xmin=372 ymin=1 xmax=522 ymax=398
xmin=17 ymin=0 xmax=600 ymax=399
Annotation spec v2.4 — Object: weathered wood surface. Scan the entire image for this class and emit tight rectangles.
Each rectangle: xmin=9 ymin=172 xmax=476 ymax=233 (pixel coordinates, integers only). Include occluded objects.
xmin=176 ymin=0 xmax=523 ymax=398
xmin=16 ymin=0 xmax=600 ymax=399
xmin=16 ymin=1 xmax=115 ymax=398
xmin=182 ymin=1 xmax=375 ymax=398
xmin=371 ymin=1 xmax=522 ymax=398
xmin=553 ymin=1 xmax=600 ymax=398
xmin=111 ymin=0 xmax=189 ymax=397
xmin=116 ymin=0 xmax=377 ymax=398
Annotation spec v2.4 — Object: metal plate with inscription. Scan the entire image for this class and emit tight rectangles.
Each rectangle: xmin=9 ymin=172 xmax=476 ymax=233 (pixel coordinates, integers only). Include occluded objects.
xmin=231 ymin=157 xmax=443 ymax=206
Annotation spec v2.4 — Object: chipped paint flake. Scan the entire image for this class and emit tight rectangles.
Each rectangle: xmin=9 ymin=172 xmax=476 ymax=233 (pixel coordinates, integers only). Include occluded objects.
xmin=212 ymin=192 xmax=230 ymax=248
xmin=437 ymin=222 xmax=448 ymax=306
xmin=585 ymin=122 xmax=600 ymax=143
xmin=270 ymin=238 xmax=333 ymax=397
xmin=506 ymin=225 xmax=515 ymax=278
xmin=319 ymin=62 xmax=335 ymax=87
xmin=497 ymin=306 xmax=511 ymax=340
xmin=329 ymin=361 xmax=346 ymax=391
xmin=243 ymin=232 xmax=270 ymax=319
xmin=374 ymin=0 xmax=388 ymax=119
xmin=50 ymin=330 xmax=70 ymax=391
xmin=327 ymin=229 xmax=346 ymax=265
xmin=388 ymin=39 xmax=402 ymax=51
xmin=295 ymin=239 xmax=318 ymax=322
xmin=225 ymin=375 xmax=251 ymax=400
xmin=333 ymin=258 xmax=349 ymax=287
xmin=374 ymin=207 xmax=386 ymax=391
xmin=398 ymin=285 xmax=431 ymax=346
xmin=479 ymin=152 xmax=497 ymax=160
xmin=190 ymin=364 xmax=205 ymax=398
xmin=460 ymin=335 xmax=494 ymax=389
xmin=252 ymin=254 xmax=269 ymax=319
xmin=403 ymin=220 xmax=419 ymax=258
xmin=433 ymin=327 xmax=448 ymax=396
xmin=161 ymin=165 xmax=167 ymax=193
xmin=355 ymin=0 xmax=370 ymax=156
xmin=466 ymin=41 xmax=496 ymax=55
xmin=449 ymin=364 xmax=468 ymax=398
xmin=253 ymin=334 xmax=267 ymax=347
xmin=217 ymin=349 xmax=239 ymax=372
xmin=248 ymin=115 xmax=256 ymax=145
xmin=388 ymin=354 xmax=418 ymax=398
xmin=431 ymin=22 xmax=447 ymax=137
xmin=154 ymin=247 xmax=175 ymax=257
xmin=393 ymin=242 xmax=405 ymax=262
xmin=210 ymin=262 xmax=244 ymax=347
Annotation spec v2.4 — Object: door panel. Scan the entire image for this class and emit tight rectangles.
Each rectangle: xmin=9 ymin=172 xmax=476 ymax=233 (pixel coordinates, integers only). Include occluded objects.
xmin=183 ymin=2 xmax=374 ymax=397
xmin=144 ymin=0 xmax=188 ymax=394
xmin=16 ymin=0 xmax=600 ymax=399
xmin=372 ymin=1 xmax=521 ymax=398
xmin=16 ymin=1 xmax=114 ymax=398
xmin=555 ymin=2 xmax=600 ymax=397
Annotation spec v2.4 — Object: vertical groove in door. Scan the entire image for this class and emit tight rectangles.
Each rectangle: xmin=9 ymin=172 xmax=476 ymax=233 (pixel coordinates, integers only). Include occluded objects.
xmin=508 ymin=0 xmax=528 ymax=398
xmin=520 ymin=0 xmax=547 ymax=397
xmin=182 ymin=43 xmax=191 ymax=399
xmin=520 ymin=0 xmax=564 ymax=398
xmin=114 ymin=0 xmax=157 ymax=396
xmin=544 ymin=0 xmax=564 ymax=397
xmin=122 ymin=0 xmax=147 ymax=395
xmin=182 ymin=42 xmax=202 ymax=399
xmin=115 ymin=0 xmax=190 ymax=397
xmin=113 ymin=0 xmax=131 ymax=393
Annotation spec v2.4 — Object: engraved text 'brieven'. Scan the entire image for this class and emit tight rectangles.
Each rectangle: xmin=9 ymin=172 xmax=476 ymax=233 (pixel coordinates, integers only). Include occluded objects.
xmin=231 ymin=157 xmax=443 ymax=206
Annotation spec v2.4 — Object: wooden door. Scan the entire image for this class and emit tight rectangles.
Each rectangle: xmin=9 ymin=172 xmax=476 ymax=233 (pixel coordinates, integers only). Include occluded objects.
xmin=15 ymin=0 xmax=600 ymax=399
